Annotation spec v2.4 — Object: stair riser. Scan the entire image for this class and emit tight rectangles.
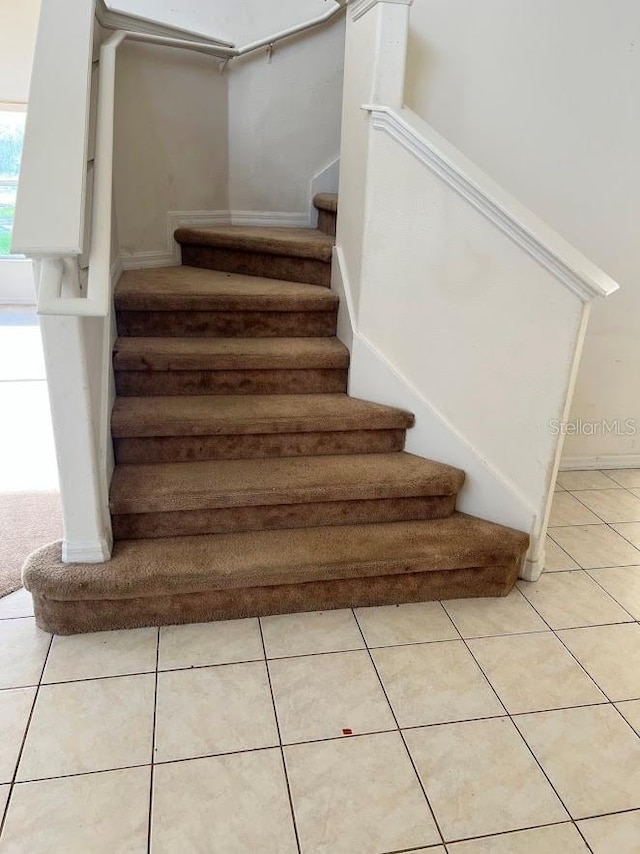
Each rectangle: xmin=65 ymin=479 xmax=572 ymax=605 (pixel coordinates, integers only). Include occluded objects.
xmin=114 ymin=369 xmax=348 ymax=396
xmin=114 ymin=429 xmax=406 ymax=464
xmin=181 ymin=244 xmax=331 ymax=287
xmin=317 ymin=209 xmax=337 ymax=238
xmin=112 ymin=495 xmax=457 ymax=540
xmin=31 ymin=562 xmax=520 ymax=634
xmin=116 ymin=310 xmax=337 ymax=338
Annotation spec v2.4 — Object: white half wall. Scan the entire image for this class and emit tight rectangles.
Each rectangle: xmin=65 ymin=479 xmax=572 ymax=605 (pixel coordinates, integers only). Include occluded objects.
xmin=405 ymin=0 xmax=640 ymax=465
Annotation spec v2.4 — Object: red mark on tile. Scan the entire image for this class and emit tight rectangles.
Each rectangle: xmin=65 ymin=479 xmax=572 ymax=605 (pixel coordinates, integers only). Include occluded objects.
xmin=342 ymin=728 xmax=353 ymax=736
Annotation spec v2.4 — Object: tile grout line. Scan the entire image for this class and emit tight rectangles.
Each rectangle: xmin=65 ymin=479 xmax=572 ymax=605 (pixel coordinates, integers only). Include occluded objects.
xmin=0 ymin=631 xmax=54 ymax=840
xmin=258 ymin=617 xmax=302 ymax=854
xmin=351 ymin=607 xmax=447 ymax=849
xmin=146 ymin=627 xmax=160 ymax=854
xmin=449 ymin=596 xmax=597 ymax=835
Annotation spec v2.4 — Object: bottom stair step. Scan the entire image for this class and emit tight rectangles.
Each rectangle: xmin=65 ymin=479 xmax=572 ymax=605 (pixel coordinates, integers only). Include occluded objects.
xmin=23 ymin=515 xmax=529 ymax=634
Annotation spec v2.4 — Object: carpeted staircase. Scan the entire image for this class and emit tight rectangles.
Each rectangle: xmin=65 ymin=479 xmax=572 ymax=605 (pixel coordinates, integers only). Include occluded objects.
xmin=24 ymin=194 xmax=529 ymax=634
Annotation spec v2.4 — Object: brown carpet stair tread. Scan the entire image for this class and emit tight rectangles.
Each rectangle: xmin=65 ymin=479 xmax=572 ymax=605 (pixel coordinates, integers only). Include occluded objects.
xmin=115 ymin=267 xmax=338 ymax=312
xmin=111 ymin=394 xmax=415 ymax=438
xmin=24 ymin=514 xmax=529 ymax=602
xmin=113 ymin=337 xmax=349 ymax=372
xmin=313 ymin=193 xmax=338 ymax=213
xmin=109 ymin=453 xmax=465 ymax=514
xmin=174 ymin=226 xmax=334 ymax=262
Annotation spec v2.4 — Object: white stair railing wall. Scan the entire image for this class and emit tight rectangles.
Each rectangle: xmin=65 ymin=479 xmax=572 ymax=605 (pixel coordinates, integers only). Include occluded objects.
xmin=335 ymin=0 xmax=618 ymax=580
xmin=12 ymin=0 xmax=346 ymax=563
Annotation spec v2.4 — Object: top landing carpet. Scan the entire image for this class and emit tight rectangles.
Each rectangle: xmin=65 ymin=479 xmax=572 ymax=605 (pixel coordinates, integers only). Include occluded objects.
xmin=0 ymin=491 xmax=62 ymax=598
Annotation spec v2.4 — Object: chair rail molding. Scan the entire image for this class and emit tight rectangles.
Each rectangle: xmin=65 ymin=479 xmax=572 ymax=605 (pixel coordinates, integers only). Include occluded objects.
xmin=364 ymin=105 xmax=619 ymax=304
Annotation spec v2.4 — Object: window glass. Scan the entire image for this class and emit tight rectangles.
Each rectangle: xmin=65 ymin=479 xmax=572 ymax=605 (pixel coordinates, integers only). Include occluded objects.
xmin=0 ymin=110 xmax=26 ymax=257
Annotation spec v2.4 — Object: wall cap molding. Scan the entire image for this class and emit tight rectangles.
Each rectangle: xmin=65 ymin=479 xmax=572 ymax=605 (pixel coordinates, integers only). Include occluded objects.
xmin=560 ymin=454 xmax=640 ymax=471
xmin=365 ymin=104 xmax=620 ymax=304
xmin=350 ymin=0 xmax=413 ymax=23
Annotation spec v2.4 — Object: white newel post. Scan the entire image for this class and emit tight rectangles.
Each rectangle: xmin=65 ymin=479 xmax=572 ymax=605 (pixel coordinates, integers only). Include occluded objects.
xmin=368 ymin=1 xmax=412 ymax=109
xmin=39 ymin=310 xmax=112 ymax=563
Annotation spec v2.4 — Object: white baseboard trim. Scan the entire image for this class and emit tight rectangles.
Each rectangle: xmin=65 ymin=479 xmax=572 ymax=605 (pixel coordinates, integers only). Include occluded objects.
xmin=521 ymin=548 xmax=545 ymax=582
xmin=560 ymin=454 xmax=640 ymax=471
xmin=120 ymin=209 xmax=310 ymax=270
xmin=310 ymin=158 xmax=340 ymax=226
xmin=230 ymin=210 xmax=310 ymax=228
xmin=62 ymin=538 xmax=112 ymax=564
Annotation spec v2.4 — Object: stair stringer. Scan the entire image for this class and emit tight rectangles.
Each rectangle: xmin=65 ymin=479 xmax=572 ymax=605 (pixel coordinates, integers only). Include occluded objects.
xmin=332 ymin=245 xmax=540 ymax=580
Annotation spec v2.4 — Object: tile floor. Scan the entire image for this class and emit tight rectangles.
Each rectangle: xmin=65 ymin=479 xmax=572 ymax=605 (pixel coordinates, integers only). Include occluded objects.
xmin=1 ymin=471 xmax=640 ymax=852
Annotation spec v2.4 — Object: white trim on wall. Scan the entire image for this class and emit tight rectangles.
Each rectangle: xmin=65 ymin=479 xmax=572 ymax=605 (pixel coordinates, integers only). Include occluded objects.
xmin=560 ymin=455 xmax=640 ymax=471
xmin=365 ymin=105 xmax=619 ymax=304
xmin=230 ymin=211 xmax=310 ymax=228
xmin=120 ymin=209 xmax=311 ymax=270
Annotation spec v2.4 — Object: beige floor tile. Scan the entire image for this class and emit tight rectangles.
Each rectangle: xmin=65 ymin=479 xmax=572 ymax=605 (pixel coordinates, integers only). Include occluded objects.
xmin=285 ymin=732 xmax=441 ymax=853
xmin=404 ymin=717 xmax=567 ymax=841
xmin=1 ymin=767 xmax=150 ymax=854
xmin=0 ymin=588 xmax=34 ymax=619
xmin=545 ymin=536 xmax=580 ymax=571
xmin=372 ymin=641 xmax=503 ymax=727
xmin=158 ymin=618 xmax=263 ymax=670
xmin=0 ymin=688 xmax=35 ymax=784
xmin=443 ymin=589 xmax=548 ymax=638
xmin=355 ymin=601 xmax=458 ymax=647
xmin=604 ymin=469 xmax=640 ymax=488
xmin=152 ymin=749 xmax=297 ymax=854
xmin=556 ymin=470 xmax=619 ymax=490
xmin=155 ymin=661 xmax=278 ymax=763
xmin=555 ymin=483 xmax=565 ymax=491
xmin=261 ymin=609 xmax=364 ymax=658
xmin=517 ymin=571 xmax=632 ymax=628
xmin=17 ymin=674 xmax=155 ymax=781
xmin=448 ymin=823 xmax=589 ymax=853
xmin=515 ymin=704 xmax=640 ymax=818
xmin=548 ymin=493 xmax=602 ymax=526
xmin=588 ymin=566 xmax=640 ymax=619
xmin=616 ymin=699 xmax=640 ymax=734
xmin=578 ymin=810 xmax=640 ymax=854
xmin=611 ymin=521 xmax=640 ymax=547
xmin=0 ymin=618 xmax=50 ymax=690
xmin=558 ymin=624 xmax=640 ymax=701
xmin=468 ymin=633 xmax=605 ymax=714
xmin=43 ymin=627 xmax=157 ymax=684
xmin=548 ymin=524 xmax=640 ymax=569
xmin=268 ymin=650 xmax=395 ymax=744
xmin=572 ymin=489 xmax=640 ymax=523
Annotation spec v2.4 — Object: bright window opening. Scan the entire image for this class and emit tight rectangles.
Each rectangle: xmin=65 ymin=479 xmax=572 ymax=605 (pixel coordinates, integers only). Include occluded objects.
xmin=0 ymin=110 xmax=26 ymax=257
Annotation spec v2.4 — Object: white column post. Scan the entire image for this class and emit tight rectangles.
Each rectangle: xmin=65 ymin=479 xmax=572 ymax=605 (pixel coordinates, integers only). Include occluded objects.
xmin=40 ymin=311 xmax=112 ymax=563
xmin=370 ymin=1 xmax=412 ymax=109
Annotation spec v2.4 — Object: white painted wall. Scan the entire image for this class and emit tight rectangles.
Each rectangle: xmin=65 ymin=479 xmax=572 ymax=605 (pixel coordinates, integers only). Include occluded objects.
xmin=0 ymin=0 xmax=41 ymax=104
xmin=336 ymin=0 xmax=616 ymax=579
xmin=110 ymin=0 xmax=345 ymax=255
xmin=114 ymin=41 xmax=229 ymax=256
xmin=227 ymin=19 xmax=344 ymax=214
xmin=405 ymin=0 xmax=640 ymax=465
